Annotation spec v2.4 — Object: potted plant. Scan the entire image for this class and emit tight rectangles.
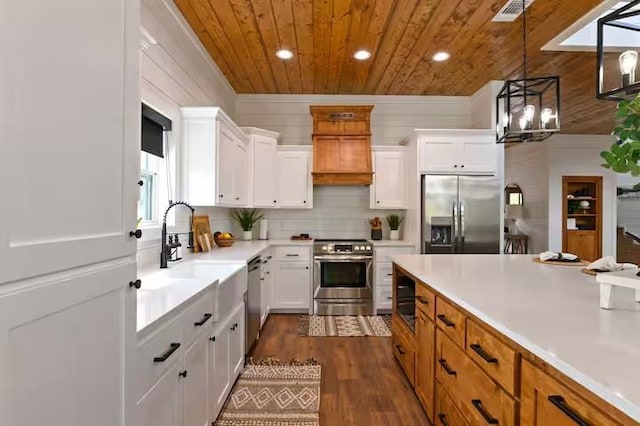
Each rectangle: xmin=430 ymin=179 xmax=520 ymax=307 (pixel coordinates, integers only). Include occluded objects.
xmin=600 ymin=95 xmax=640 ymax=176
xmin=385 ymin=214 xmax=404 ymax=240
xmin=232 ymin=208 xmax=263 ymax=241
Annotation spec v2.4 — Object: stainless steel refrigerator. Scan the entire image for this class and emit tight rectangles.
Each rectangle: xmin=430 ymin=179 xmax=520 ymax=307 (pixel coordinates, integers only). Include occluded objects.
xmin=422 ymin=175 xmax=500 ymax=254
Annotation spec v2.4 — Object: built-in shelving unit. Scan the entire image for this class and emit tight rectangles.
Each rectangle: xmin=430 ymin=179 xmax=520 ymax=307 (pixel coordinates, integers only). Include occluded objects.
xmin=562 ymin=176 xmax=602 ymax=261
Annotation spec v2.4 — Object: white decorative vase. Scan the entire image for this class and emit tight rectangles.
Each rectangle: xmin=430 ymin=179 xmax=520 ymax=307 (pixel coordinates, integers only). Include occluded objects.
xmin=243 ymin=230 xmax=253 ymax=241
xmin=389 ymin=230 xmax=399 ymax=240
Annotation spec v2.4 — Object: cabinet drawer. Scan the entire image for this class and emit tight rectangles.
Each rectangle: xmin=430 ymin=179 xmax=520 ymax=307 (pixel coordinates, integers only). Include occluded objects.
xmin=392 ymin=324 xmax=415 ymax=387
xmin=182 ymin=290 xmax=215 ymax=347
xmin=415 ymin=284 xmax=435 ymax=320
xmin=376 ymin=285 xmax=393 ymax=309
xmin=376 ymin=247 xmax=414 ymax=263
xmin=375 ymin=263 xmax=393 ymax=286
xmin=135 ymin=317 xmax=184 ymax=400
xmin=436 ymin=330 xmax=516 ymax=426
xmin=273 ymin=246 xmax=311 ymax=262
xmin=435 ymin=297 xmax=466 ymax=348
xmin=466 ymin=319 xmax=518 ymax=395
xmin=436 ymin=383 xmax=469 ymax=426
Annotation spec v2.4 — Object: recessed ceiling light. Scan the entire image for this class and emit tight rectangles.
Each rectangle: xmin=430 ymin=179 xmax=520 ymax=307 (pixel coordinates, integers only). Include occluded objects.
xmin=432 ymin=51 xmax=450 ymax=62
xmin=275 ymin=49 xmax=294 ymax=60
xmin=353 ymin=50 xmax=372 ymax=61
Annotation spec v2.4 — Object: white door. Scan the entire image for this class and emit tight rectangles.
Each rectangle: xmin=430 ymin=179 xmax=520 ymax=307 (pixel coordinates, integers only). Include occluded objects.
xmin=420 ymin=140 xmax=458 ymax=173
xmin=278 ymin=151 xmax=312 ymax=208
xmin=183 ymin=335 xmax=209 ymax=426
xmin=272 ymin=262 xmax=311 ymax=309
xmin=208 ymin=324 xmax=230 ymax=419
xmin=233 ymin=140 xmax=249 ymax=206
xmin=0 ymin=0 xmax=140 ymax=284
xmin=459 ymin=141 xmax=497 ymax=174
xmin=0 ymin=261 xmax=136 ymax=426
xmin=229 ymin=303 xmax=245 ymax=378
xmin=253 ymin=136 xmax=278 ymax=208
xmin=372 ymin=151 xmax=406 ymax=209
xmin=217 ymin=124 xmax=236 ymax=206
xmin=136 ymin=358 xmax=182 ymax=426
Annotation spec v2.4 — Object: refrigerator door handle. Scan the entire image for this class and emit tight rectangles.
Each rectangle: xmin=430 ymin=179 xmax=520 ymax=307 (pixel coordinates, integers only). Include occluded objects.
xmin=452 ymin=202 xmax=458 ymax=250
xmin=460 ymin=202 xmax=466 ymax=246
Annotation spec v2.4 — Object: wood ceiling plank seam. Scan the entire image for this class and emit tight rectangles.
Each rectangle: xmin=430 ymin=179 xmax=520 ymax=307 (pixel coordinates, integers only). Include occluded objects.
xmin=174 ymin=0 xmax=244 ymax=91
xmin=227 ymin=0 xmax=279 ymax=93
xmin=249 ymin=0 xmax=291 ymax=93
xmin=363 ymin=0 xmax=420 ymax=94
xmin=313 ymin=0 xmax=333 ymax=92
xmin=271 ymin=0 xmax=303 ymax=93
xmin=327 ymin=0 xmax=354 ymax=93
xmin=293 ymin=0 xmax=316 ymax=93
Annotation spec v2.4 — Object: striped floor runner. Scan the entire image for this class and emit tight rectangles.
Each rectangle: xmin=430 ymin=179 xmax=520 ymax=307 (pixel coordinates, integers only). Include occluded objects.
xmin=298 ymin=315 xmax=392 ymax=337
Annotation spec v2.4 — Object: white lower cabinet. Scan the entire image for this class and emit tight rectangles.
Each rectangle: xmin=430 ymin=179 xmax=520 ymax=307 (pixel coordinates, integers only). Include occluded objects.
xmin=373 ymin=246 xmax=416 ymax=312
xmin=209 ymin=321 xmax=230 ymax=418
xmin=272 ymin=261 xmax=311 ymax=311
xmin=183 ymin=336 xmax=209 ymax=426
xmin=229 ymin=303 xmax=245 ymax=377
xmin=137 ymin=359 xmax=182 ymax=426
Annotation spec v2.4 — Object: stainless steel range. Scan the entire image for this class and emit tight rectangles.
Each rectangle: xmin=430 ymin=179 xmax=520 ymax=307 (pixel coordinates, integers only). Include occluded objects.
xmin=313 ymin=239 xmax=373 ymax=316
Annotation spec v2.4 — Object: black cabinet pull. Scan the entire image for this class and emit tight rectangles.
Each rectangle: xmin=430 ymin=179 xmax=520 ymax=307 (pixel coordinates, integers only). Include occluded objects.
xmin=470 ymin=344 xmax=498 ymax=363
xmin=386 ymin=273 xmax=393 ymax=276
xmin=437 ymin=314 xmax=455 ymax=327
xmin=303 ymin=200 xmax=307 ymax=203
xmin=138 ymin=180 xmax=144 ymax=186
xmin=273 ymin=200 xmax=277 ymax=203
xmin=438 ymin=413 xmax=449 ymax=426
xmin=438 ymin=359 xmax=457 ymax=376
xmin=235 ymin=197 xmax=240 ymax=201
xmin=194 ymin=313 xmax=212 ymax=326
xmin=376 ymin=200 xmax=380 ymax=204
xmin=395 ymin=344 xmax=405 ymax=355
xmin=305 ymin=266 xmax=309 ymax=270
xmin=129 ymin=229 xmax=142 ymax=239
xmin=209 ymin=336 xmax=216 ymax=342
xmin=415 ymin=296 xmax=429 ymax=305
xmin=129 ymin=279 xmax=142 ymax=289
xmin=178 ymin=370 xmax=187 ymax=378
xmin=153 ymin=343 xmax=180 ymax=363
xmin=219 ymin=194 xmax=224 ymax=198
xmin=547 ymin=395 xmax=589 ymax=426
xmin=286 ymin=253 xmax=300 ymax=257
xmin=454 ymin=165 xmax=458 ymax=168
xmin=472 ymin=399 xmax=498 ymax=424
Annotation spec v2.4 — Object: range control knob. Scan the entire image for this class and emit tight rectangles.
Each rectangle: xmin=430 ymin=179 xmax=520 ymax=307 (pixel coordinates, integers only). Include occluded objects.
xmin=322 ymin=245 xmax=328 ymax=251
xmin=354 ymin=246 xmax=360 ymax=251
xmin=366 ymin=246 xmax=371 ymax=250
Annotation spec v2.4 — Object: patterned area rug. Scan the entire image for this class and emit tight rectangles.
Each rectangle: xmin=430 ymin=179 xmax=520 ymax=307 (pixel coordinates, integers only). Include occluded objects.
xmin=298 ymin=315 xmax=392 ymax=337
xmin=215 ymin=358 xmax=321 ymax=426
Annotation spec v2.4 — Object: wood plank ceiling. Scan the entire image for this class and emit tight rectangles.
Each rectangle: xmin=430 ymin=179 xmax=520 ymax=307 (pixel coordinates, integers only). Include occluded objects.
xmin=175 ymin=0 xmax=618 ymax=134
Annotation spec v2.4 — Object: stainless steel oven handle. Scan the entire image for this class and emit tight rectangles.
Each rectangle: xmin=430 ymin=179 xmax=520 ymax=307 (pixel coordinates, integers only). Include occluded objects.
xmin=313 ymin=255 xmax=373 ymax=261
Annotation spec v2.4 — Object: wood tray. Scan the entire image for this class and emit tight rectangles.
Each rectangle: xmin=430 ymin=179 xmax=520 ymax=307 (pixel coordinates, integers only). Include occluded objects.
xmin=532 ymin=257 xmax=589 ymax=266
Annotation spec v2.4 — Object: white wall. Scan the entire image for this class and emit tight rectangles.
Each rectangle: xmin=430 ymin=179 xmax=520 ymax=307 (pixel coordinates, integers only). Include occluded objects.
xmin=235 ymin=94 xmax=473 ymax=145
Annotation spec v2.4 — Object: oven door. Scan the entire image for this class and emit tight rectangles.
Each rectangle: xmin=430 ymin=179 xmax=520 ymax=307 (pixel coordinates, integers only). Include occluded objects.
xmin=313 ymin=255 xmax=373 ymax=299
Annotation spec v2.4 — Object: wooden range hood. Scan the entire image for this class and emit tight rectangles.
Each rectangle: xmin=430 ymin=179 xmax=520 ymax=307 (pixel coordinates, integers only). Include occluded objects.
xmin=310 ymin=105 xmax=373 ymax=185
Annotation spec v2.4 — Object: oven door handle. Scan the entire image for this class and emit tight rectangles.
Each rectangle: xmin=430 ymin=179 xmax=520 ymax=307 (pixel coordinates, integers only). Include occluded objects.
xmin=313 ymin=256 xmax=373 ymax=261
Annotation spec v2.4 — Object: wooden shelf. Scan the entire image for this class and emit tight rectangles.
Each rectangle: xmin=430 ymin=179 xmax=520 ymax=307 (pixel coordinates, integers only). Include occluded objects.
xmin=567 ymin=214 xmax=597 ymax=217
xmin=567 ymin=197 xmax=597 ymax=201
xmin=562 ymin=176 xmax=602 ymax=261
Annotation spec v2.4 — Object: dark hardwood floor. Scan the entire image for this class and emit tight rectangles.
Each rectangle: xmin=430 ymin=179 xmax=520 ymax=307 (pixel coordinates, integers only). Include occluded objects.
xmin=250 ymin=314 xmax=429 ymax=426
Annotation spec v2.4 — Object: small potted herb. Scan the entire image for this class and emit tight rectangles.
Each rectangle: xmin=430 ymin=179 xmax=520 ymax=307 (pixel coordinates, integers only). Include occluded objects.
xmin=232 ymin=209 xmax=263 ymax=241
xmin=385 ymin=214 xmax=404 ymax=240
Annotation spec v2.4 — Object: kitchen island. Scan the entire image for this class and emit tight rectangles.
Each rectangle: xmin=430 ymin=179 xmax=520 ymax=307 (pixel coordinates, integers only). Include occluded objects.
xmin=391 ymin=254 xmax=640 ymax=425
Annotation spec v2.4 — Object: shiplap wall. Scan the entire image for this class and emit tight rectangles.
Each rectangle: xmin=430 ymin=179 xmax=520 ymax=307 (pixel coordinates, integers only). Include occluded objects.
xmin=235 ymin=94 xmax=473 ymax=145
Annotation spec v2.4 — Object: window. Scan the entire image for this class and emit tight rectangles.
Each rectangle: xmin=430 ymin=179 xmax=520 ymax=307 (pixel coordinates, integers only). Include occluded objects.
xmin=138 ymin=151 xmax=160 ymax=224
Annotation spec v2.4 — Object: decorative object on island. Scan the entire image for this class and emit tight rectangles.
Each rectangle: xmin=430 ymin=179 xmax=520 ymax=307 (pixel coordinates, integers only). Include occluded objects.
xmin=386 ymin=214 xmax=404 ymax=240
xmin=232 ymin=208 xmax=263 ymax=241
xmin=369 ymin=216 xmax=382 ymax=240
xmin=309 ymin=105 xmax=374 ymax=185
xmin=562 ymin=176 xmax=602 ymax=262
xmin=496 ymin=0 xmax=560 ymax=143
xmin=600 ymin=95 xmax=640 ymax=176
xmin=596 ymin=0 xmax=640 ymax=101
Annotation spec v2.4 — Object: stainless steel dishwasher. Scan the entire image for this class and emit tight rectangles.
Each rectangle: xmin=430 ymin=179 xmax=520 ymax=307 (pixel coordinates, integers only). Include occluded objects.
xmin=246 ymin=256 xmax=261 ymax=353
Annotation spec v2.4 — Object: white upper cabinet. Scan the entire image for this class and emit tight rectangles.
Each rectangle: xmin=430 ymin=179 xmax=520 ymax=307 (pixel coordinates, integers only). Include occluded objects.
xmin=371 ymin=149 xmax=406 ymax=209
xmin=243 ymin=128 xmax=279 ymax=208
xmin=277 ymin=149 xmax=313 ymax=209
xmin=418 ymin=130 xmax=497 ymax=175
xmin=181 ymin=108 xmax=250 ymax=207
xmin=0 ymin=0 xmax=140 ymax=284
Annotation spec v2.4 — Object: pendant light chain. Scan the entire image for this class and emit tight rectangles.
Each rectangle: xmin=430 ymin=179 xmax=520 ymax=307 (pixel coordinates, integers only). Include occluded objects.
xmin=522 ymin=0 xmax=527 ymax=82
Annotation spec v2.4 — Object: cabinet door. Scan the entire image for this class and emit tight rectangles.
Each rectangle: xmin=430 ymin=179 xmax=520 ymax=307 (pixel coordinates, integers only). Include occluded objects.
xmin=183 ymin=336 xmax=209 ymax=426
xmin=372 ymin=151 xmax=406 ymax=209
xmin=278 ymin=151 xmax=312 ymax=208
xmin=216 ymin=125 xmax=236 ymax=206
xmin=565 ymin=231 xmax=598 ymax=262
xmin=0 ymin=261 xmax=136 ymax=426
xmin=253 ymin=136 xmax=278 ymax=208
xmin=229 ymin=303 xmax=246 ymax=378
xmin=420 ymin=140 xmax=458 ymax=173
xmin=233 ymin=140 xmax=249 ymax=206
xmin=313 ymin=136 xmax=341 ymax=172
xmin=459 ymin=141 xmax=497 ymax=174
xmin=339 ymin=136 xmax=371 ymax=172
xmin=272 ymin=262 xmax=311 ymax=310
xmin=208 ymin=324 xmax=230 ymax=419
xmin=0 ymin=0 xmax=139 ymax=284
xmin=136 ymin=360 xmax=182 ymax=426
xmin=415 ymin=311 xmax=436 ymax=424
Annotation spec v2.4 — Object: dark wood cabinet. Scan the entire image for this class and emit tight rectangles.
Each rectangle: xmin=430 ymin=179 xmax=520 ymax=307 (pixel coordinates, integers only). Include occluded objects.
xmin=415 ymin=310 xmax=435 ymax=424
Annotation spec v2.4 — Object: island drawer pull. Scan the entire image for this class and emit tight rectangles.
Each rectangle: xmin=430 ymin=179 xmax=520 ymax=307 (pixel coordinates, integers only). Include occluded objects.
xmin=437 ymin=314 xmax=455 ymax=327
xmin=472 ymin=399 xmax=498 ymax=424
xmin=395 ymin=344 xmax=405 ymax=355
xmin=153 ymin=343 xmax=180 ymax=363
xmin=548 ymin=395 xmax=589 ymax=426
xmin=438 ymin=359 xmax=457 ymax=376
xmin=437 ymin=413 xmax=449 ymax=426
xmin=415 ymin=296 xmax=430 ymax=305
xmin=470 ymin=343 xmax=498 ymax=363
xmin=194 ymin=313 xmax=212 ymax=326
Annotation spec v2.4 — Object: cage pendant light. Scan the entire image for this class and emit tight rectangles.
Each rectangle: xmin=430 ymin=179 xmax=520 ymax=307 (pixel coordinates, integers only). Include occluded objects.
xmin=496 ymin=0 xmax=561 ymax=143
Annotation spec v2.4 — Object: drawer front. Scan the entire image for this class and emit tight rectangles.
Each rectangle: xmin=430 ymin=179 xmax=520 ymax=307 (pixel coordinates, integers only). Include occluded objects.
xmin=436 ymin=383 xmax=469 ymax=426
xmin=466 ymin=319 xmax=518 ymax=395
xmin=375 ymin=262 xmax=393 ymax=286
xmin=376 ymin=285 xmax=393 ymax=310
xmin=416 ymin=284 xmax=436 ymax=320
xmin=376 ymin=246 xmax=414 ymax=263
xmin=436 ymin=330 xmax=516 ymax=426
xmin=182 ymin=290 xmax=215 ymax=346
xmin=273 ymin=246 xmax=311 ymax=262
xmin=435 ymin=297 xmax=466 ymax=348
xmin=136 ymin=317 xmax=184 ymax=400
xmin=392 ymin=328 xmax=415 ymax=387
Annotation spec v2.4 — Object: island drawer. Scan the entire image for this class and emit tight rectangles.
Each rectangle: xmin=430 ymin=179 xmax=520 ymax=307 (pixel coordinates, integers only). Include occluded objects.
xmin=466 ymin=319 xmax=518 ymax=395
xmin=435 ymin=297 xmax=466 ymax=348
xmin=415 ymin=284 xmax=435 ymax=319
xmin=392 ymin=315 xmax=415 ymax=387
xmin=273 ymin=246 xmax=311 ymax=262
xmin=436 ymin=382 xmax=469 ymax=426
xmin=436 ymin=330 xmax=516 ymax=426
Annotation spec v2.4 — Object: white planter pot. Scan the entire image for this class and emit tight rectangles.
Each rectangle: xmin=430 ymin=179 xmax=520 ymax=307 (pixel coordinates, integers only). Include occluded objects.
xmin=389 ymin=230 xmax=399 ymax=240
xmin=243 ymin=230 xmax=253 ymax=241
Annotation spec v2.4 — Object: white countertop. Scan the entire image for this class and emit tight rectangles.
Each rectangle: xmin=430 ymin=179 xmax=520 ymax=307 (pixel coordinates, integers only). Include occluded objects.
xmin=183 ymin=239 xmax=313 ymax=263
xmin=392 ymin=254 xmax=640 ymax=422
xmin=369 ymin=240 xmax=416 ymax=247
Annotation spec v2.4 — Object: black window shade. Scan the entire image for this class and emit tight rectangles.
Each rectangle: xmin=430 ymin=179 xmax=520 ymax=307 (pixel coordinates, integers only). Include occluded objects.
xmin=141 ymin=103 xmax=171 ymax=158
